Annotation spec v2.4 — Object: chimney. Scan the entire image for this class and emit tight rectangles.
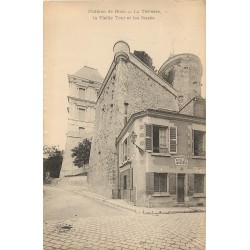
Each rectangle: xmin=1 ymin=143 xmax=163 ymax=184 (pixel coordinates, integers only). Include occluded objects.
xmin=124 ymin=102 xmax=129 ymax=126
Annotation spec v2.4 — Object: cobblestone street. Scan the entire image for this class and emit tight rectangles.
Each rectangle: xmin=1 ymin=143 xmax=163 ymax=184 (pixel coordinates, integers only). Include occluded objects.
xmin=44 ymin=186 xmax=205 ymax=250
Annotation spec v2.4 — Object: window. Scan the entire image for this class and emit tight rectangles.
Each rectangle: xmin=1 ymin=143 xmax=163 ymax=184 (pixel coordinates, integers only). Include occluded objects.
xmin=79 ymin=108 xmax=85 ymax=121
xmin=146 ymin=124 xmax=177 ymax=154
xmin=154 ymin=173 xmax=167 ymax=192
xmin=120 ymin=168 xmax=132 ymax=190
xmin=123 ymin=175 xmax=127 ymax=190
xmin=122 ymin=138 xmax=130 ymax=162
xmin=194 ymin=174 xmax=205 ymax=193
xmin=193 ymin=130 xmax=206 ymax=156
xmin=79 ymin=127 xmax=85 ymax=137
xmin=153 ymin=126 xmax=169 ymax=153
xmin=79 ymin=88 xmax=85 ymax=99
xmin=178 ymin=95 xmax=184 ymax=104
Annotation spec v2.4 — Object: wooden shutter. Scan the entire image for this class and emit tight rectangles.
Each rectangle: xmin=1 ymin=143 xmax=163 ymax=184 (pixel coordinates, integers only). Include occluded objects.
xmin=169 ymin=173 xmax=176 ymax=194
xmin=188 ymin=174 xmax=195 ymax=195
xmin=192 ymin=129 xmax=194 ymax=156
xmin=169 ymin=126 xmax=177 ymax=153
xmin=145 ymin=124 xmax=153 ymax=151
xmin=146 ymin=172 xmax=154 ymax=195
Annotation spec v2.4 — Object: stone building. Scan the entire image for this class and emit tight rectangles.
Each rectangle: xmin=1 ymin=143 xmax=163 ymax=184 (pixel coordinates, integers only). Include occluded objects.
xmin=158 ymin=53 xmax=203 ymax=110
xmin=116 ymin=107 xmax=205 ymax=207
xmin=60 ymin=66 xmax=103 ymax=177
xmin=87 ymin=40 xmax=205 ymax=207
xmin=89 ymin=41 xmax=178 ymax=198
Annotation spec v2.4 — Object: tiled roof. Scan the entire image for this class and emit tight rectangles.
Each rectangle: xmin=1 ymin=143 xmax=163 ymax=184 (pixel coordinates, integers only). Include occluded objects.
xmin=74 ymin=66 xmax=103 ymax=83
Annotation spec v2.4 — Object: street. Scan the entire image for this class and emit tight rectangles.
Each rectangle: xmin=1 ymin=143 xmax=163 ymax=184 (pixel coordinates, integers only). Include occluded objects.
xmin=44 ymin=186 xmax=205 ymax=250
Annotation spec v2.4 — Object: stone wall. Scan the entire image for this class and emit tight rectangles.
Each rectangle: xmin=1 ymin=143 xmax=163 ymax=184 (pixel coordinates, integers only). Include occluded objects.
xmin=88 ymin=41 xmax=179 ymax=198
xmin=158 ymin=54 xmax=203 ymax=110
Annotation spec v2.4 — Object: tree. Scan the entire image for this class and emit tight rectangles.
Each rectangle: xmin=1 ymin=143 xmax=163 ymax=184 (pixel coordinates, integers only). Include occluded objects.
xmin=71 ymin=138 xmax=91 ymax=173
xmin=43 ymin=145 xmax=63 ymax=180
xmin=133 ymin=50 xmax=155 ymax=71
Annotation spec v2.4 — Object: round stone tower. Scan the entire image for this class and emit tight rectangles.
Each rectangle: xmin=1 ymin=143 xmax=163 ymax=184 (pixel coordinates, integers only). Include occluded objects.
xmin=158 ymin=54 xmax=203 ymax=109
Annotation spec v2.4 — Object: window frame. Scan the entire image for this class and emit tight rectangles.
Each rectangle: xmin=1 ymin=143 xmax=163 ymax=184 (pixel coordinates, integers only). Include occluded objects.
xmin=79 ymin=127 xmax=85 ymax=137
xmin=121 ymin=136 xmax=130 ymax=163
xmin=145 ymin=124 xmax=177 ymax=155
xmin=192 ymin=130 xmax=206 ymax=157
xmin=78 ymin=107 xmax=85 ymax=121
xmin=194 ymin=174 xmax=205 ymax=194
xmin=79 ymin=87 xmax=86 ymax=99
xmin=153 ymin=173 xmax=168 ymax=194
xmin=152 ymin=125 xmax=169 ymax=153
xmin=123 ymin=175 xmax=127 ymax=190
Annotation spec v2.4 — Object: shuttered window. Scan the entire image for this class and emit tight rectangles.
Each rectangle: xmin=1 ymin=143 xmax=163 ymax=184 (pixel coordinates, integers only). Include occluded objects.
xmin=145 ymin=124 xmax=153 ymax=151
xmin=169 ymin=126 xmax=177 ymax=153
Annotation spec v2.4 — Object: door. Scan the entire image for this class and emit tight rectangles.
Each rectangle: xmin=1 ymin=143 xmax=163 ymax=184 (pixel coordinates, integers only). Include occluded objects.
xmin=177 ymin=174 xmax=185 ymax=203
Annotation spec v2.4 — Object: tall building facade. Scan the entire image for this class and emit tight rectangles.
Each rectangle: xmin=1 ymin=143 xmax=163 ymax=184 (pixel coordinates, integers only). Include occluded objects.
xmin=88 ymin=41 xmax=205 ymax=205
xmin=60 ymin=66 xmax=103 ymax=177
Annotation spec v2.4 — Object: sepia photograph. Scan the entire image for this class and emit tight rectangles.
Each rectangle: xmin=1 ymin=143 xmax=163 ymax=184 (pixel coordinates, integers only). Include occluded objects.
xmin=43 ymin=1 xmax=206 ymax=249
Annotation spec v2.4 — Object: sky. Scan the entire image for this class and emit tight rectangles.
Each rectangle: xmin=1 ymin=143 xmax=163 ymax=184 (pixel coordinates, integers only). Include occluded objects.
xmin=44 ymin=0 xmax=206 ymax=150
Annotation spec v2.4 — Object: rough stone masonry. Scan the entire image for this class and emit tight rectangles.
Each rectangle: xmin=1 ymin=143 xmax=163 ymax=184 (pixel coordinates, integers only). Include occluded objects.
xmin=88 ymin=41 xmax=179 ymax=198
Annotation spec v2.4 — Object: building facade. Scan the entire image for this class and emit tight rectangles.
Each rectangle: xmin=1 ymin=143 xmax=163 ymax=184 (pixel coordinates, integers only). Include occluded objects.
xmin=86 ymin=40 xmax=205 ymax=207
xmin=88 ymin=41 xmax=179 ymax=198
xmin=60 ymin=66 xmax=103 ymax=177
xmin=116 ymin=108 xmax=205 ymax=207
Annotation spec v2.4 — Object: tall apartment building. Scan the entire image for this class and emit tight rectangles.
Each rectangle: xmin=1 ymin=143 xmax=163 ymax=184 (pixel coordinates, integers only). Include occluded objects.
xmin=60 ymin=66 xmax=103 ymax=177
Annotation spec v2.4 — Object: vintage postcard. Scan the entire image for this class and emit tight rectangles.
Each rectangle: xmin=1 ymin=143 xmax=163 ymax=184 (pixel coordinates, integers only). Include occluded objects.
xmin=44 ymin=0 xmax=206 ymax=249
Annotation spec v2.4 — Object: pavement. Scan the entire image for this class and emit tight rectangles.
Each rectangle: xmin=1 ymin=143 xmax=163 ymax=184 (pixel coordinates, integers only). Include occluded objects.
xmin=45 ymin=179 xmax=205 ymax=215
xmin=44 ymin=182 xmax=206 ymax=250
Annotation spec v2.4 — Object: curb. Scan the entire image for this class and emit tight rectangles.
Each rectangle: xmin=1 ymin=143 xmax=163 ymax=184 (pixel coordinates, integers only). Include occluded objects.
xmin=44 ymin=184 xmax=206 ymax=215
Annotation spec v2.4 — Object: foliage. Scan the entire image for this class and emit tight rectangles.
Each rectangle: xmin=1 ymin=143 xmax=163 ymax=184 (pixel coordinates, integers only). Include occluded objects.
xmin=71 ymin=138 xmax=91 ymax=170
xmin=133 ymin=50 xmax=155 ymax=71
xmin=43 ymin=145 xmax=63 ymax=179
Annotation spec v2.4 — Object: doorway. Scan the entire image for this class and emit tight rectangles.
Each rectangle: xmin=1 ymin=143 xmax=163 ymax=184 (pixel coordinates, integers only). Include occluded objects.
xmin=177 ymin=174 xmax=185 ymax=203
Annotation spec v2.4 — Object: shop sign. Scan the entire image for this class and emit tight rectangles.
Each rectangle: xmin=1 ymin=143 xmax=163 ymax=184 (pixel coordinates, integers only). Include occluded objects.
xmin=175 ymin=157 xmax=188 ymax=165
